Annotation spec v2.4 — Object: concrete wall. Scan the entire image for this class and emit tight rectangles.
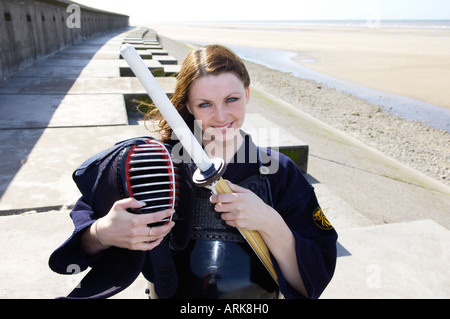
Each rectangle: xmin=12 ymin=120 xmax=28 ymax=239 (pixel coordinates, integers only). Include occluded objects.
xmin=0 ymin=0 xmax=129 ymax=80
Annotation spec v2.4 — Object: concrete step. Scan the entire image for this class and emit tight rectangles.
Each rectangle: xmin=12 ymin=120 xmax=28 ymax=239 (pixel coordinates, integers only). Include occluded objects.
xmin=147 ymin=49 xmax=169 ymax=56
xmin=162 ymin=64 xmax=182 ymax=77
xmin=118 ymin=59 xmax=165 ymax=77
xmin=0 ymin=125 xmax=157 ymax=212
xmin=143 ymin=40 xmax=160 ymax=45
xmin=14 ymin=64 xmax=120 ymax=78
xmin=122 ymin=40 xmax=144 ymax=45
xmin=0 ymin=76 xmax=176 ymax=95
xmin=118 ymin=59 xmax=180 ymax=77
xmin=132 ymin=44 xmax=163 ymax=50
xmin=124 ymin=28 xmax=148 ymax=40
xmin=154 ymin=55 xmax=178 ymax=65
xmin=0 ymin=94 xmax=128 ymax=129
xmin=143 ymin=30 xmax=158 ymax=42
xmin=123 ymin=37 xmax=146 ymax=42
xmin=51 ymin=49 xmax=120 ymax=60
xmin=119 ymin=49 xmax=153 ymax=60
xmin=0 ymin=112 xmax=309 ymax=211
xmin=1 ymin=208 xmax=448 ymax=298
xmin=322 ymin=219 xmax=450 ymax=298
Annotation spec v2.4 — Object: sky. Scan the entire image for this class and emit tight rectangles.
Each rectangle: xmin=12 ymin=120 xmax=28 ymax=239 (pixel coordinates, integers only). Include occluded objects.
xmin=73 ymin=0 xmax=450 ymax=24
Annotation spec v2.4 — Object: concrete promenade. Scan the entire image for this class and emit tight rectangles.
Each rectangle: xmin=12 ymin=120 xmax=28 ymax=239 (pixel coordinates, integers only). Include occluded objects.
xmin=0 ymin=27 xmax=449 ymax=299
xmin=0 ymin=0 xmax=129 ymax=79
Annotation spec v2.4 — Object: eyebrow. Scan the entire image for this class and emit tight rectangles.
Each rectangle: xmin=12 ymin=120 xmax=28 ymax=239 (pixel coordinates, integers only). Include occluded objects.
xmin=191 ymin=92 xmax=243 ymax=103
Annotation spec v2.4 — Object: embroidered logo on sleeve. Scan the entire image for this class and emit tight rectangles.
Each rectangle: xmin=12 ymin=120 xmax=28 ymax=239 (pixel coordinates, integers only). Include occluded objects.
xmin=313 ymin=207 xmax=333 ymax=230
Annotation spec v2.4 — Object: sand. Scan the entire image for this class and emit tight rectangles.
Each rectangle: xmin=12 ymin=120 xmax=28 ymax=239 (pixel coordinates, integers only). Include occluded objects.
xmin=151 ymin=22 xmax=450 ymax=109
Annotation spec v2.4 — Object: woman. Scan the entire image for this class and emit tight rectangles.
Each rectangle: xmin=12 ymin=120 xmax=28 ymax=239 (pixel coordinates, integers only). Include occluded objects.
xmin=49 ymin=44 xmax=337 ymax=299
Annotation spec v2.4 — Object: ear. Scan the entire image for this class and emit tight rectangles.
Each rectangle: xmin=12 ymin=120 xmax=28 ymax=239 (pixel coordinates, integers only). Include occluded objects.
xmin=244 ymin=87 xmax=250 ymax=104
xmin=185 ymin=102 xmax=193 ymax=115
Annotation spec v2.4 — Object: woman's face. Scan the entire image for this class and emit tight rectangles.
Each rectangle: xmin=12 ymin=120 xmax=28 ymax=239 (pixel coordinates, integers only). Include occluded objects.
xmin=186 ymin=72 xmax=249 ymax=143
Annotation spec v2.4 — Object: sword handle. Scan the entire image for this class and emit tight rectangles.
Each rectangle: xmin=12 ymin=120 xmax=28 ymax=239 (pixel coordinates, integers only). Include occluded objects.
xmin=214 ymin=178 xmax=279 ymax=284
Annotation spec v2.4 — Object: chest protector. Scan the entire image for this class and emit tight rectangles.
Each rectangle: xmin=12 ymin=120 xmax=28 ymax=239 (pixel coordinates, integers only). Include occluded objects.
xmin=169 ymin=149 xmax=279 ymax=299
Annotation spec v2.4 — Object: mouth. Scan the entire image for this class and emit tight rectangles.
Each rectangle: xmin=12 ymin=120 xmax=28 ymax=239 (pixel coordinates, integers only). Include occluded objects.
xmin=212 ymin=122 xmax=234 ymax=133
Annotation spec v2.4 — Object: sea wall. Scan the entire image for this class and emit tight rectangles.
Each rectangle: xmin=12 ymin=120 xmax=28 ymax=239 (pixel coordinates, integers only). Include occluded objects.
xmin=0 ymin=0 xmax=129 ymax=79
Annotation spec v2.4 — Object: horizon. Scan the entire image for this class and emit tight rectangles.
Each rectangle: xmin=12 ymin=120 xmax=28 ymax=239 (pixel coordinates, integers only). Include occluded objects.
xmin=164 ymin=18 xmax=450 ymax=23
xmin=73 ymin=0 xmax=450 ymax=24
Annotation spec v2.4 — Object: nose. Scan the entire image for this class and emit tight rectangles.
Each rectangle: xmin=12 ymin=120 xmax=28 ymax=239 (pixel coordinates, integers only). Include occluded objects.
xmin=213 ymin=103 xmax=228 ymax=123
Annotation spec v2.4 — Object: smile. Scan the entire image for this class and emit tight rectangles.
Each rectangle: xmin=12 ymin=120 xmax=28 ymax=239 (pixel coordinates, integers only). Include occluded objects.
xmin=212 ymin=122 xmax=234 ymax=132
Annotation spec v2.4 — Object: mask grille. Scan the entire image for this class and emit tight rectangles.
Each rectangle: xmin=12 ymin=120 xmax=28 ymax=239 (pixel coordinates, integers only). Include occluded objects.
xmin=120 ymin=139 xmax=180 ymax=215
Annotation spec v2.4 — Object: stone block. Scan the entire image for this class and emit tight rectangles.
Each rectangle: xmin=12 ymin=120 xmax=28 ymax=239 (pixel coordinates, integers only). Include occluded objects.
xmin=154 ymin=55 xmax=178 ymax=65
xmin=118 ymin=59 xmax=165 ymax=77
xmin=133 ymin=44 xmax=163 ymax=50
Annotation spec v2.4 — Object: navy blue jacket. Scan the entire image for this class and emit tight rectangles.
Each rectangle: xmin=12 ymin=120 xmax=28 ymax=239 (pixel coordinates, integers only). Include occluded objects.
xmin=49 ymin=135 xmax=337 ymax=299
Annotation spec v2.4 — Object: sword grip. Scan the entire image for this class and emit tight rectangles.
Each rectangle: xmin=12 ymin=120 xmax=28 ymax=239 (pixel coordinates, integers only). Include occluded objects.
xmin=214 ymin=178 xmax=279 ymax=284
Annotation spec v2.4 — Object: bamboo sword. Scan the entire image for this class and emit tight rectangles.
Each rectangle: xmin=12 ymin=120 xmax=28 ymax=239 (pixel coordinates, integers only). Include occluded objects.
xmin=120 ymin=43 xmax=278 ymax=283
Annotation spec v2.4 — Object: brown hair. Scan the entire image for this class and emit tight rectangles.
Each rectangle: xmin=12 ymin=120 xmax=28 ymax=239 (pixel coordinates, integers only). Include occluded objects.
xmin=144 ymin=44 xmax=250 ymax=143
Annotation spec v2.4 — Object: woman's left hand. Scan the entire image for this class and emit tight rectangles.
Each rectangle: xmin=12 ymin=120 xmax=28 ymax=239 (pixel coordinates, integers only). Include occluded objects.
xmin=210 ymin=180 xmax=276 ymax=232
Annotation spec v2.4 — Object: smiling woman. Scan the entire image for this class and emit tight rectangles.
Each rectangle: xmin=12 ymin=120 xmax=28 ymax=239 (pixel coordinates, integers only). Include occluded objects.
xmin=186 ymin=73 xmax=249 ymax=155
xmin=151 ymin=45 xmax=250 ymax=143
xmin=142 ymin=44 xmax=337 ymax=299
xmin=49 ymin=43 xmax=337 ymax=300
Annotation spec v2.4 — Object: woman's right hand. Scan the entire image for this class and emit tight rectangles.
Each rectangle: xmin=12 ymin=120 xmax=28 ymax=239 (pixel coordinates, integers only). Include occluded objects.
xmin=82 ymin=198 xmax=175 ymax=255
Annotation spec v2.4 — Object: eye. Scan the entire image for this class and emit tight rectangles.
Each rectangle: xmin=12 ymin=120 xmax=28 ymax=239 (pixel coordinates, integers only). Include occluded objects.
xmin=198 ymin=102 xmax=211 ymax=108
xmin=226 ymin=97 xmax=239 ymax=103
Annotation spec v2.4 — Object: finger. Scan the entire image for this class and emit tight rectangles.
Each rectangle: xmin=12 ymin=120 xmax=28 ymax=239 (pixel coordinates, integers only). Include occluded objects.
xmin=210 ymin=193 xmax=238 ymax=204
xmin=139 ymin=209 xmax=175 ymax=225
xmin=219 ymin=211 xmax=236 ymax=221
xmin=220 ymin=213 xmax=241 ymax=229
xmin=223 ymin=220 xmax=238 ymax=228
xmin=133 ymin=237 xmax=164 ymax=251
xmin=224 ymin=180 xmax=250 ymax=193
xmin=114 ymin=197 xmax=146 ymax=211
xmin=146 ymin=237 xmax=164 ymax=249
xmin=147 ymin=221 xmax=175 ymax=239
xmin=214 ymin=202 xmax=236 ymax=213
xmin=210 ymin=181 xmax=251 ymax=204
xmin=221 ymin=213 xmax=249 ymax=230
xmin=133 ymin=221 xmax=175 ymax=245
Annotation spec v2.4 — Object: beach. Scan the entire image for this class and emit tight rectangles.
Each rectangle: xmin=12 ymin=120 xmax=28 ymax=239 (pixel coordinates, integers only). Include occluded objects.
xmin=151 ymin=22 xmax=450 ymax=109
xmin=151 ymin=22 xmax=449 ymax=186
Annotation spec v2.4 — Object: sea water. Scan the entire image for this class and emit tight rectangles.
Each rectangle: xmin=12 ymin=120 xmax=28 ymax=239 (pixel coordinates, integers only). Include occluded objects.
xmin=229 ymin=45 xmax=450 ymax=133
